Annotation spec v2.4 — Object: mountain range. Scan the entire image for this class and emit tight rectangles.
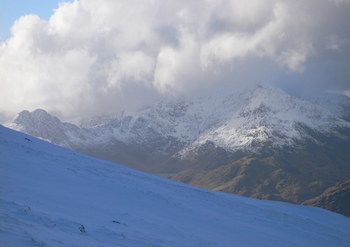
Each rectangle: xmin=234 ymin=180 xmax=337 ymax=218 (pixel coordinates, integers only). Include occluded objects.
xmin=6 ymin=86 xmax=350 ymax=216
xmin=1 ymin=125 xmax=350 ymax=246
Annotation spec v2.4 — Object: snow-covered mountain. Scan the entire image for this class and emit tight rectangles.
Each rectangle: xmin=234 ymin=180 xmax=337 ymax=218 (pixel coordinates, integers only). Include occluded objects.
xmin=6 ymin=87 xmax=350 ymax=215
xmin=7 ymin=87 xmax=350 ymax=166
xmin=1 ymin=125 xmax=350 ymax=247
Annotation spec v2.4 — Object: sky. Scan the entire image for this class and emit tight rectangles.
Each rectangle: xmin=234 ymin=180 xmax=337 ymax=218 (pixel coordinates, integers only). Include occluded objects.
xmin=0 ymin=0 xmax=73 ymax=41
xmin=0 ymin=0 xmax=350 ymax=122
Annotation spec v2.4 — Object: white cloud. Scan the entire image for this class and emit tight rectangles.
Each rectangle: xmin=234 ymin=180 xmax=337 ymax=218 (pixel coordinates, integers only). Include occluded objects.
xmin=0 ymin=0 xmax=349 ymax=121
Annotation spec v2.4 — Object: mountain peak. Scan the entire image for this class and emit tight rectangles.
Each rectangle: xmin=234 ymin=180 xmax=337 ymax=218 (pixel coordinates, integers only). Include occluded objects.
xmin=14 ymin=109 xmax=58 ymax=125
xmin=8 ymin=109 xmax=77 ymax=145
xmin=32 ymin=108 xmax=50 ymax=116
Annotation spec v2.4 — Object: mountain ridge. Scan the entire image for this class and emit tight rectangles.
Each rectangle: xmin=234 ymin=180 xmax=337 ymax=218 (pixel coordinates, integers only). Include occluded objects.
xmin=7 ymin=87 xmax=350 ymax=155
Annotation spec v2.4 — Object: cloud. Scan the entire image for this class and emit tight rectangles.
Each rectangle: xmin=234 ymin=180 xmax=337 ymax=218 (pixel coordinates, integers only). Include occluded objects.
xmin=1 ymin=0 xmax=350 ymax=121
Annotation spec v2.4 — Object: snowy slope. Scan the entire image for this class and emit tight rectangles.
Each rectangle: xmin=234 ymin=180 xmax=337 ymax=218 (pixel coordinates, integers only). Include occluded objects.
xmin=1 ymin=125 xmax=350 ymax=247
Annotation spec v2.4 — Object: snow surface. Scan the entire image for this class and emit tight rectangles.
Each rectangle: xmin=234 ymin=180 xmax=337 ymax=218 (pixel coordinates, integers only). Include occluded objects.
xmin=1 ymin=125 xmax=350 ymax=247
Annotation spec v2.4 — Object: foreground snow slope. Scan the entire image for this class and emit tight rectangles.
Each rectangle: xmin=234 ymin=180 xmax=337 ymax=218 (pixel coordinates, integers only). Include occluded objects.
xmin=0 ymin=125 xmax=349 ymax=247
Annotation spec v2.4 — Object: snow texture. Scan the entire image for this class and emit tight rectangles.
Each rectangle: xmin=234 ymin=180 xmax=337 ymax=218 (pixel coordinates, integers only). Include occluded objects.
xmin=1 ymin=125 xmax=350 ymax=247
